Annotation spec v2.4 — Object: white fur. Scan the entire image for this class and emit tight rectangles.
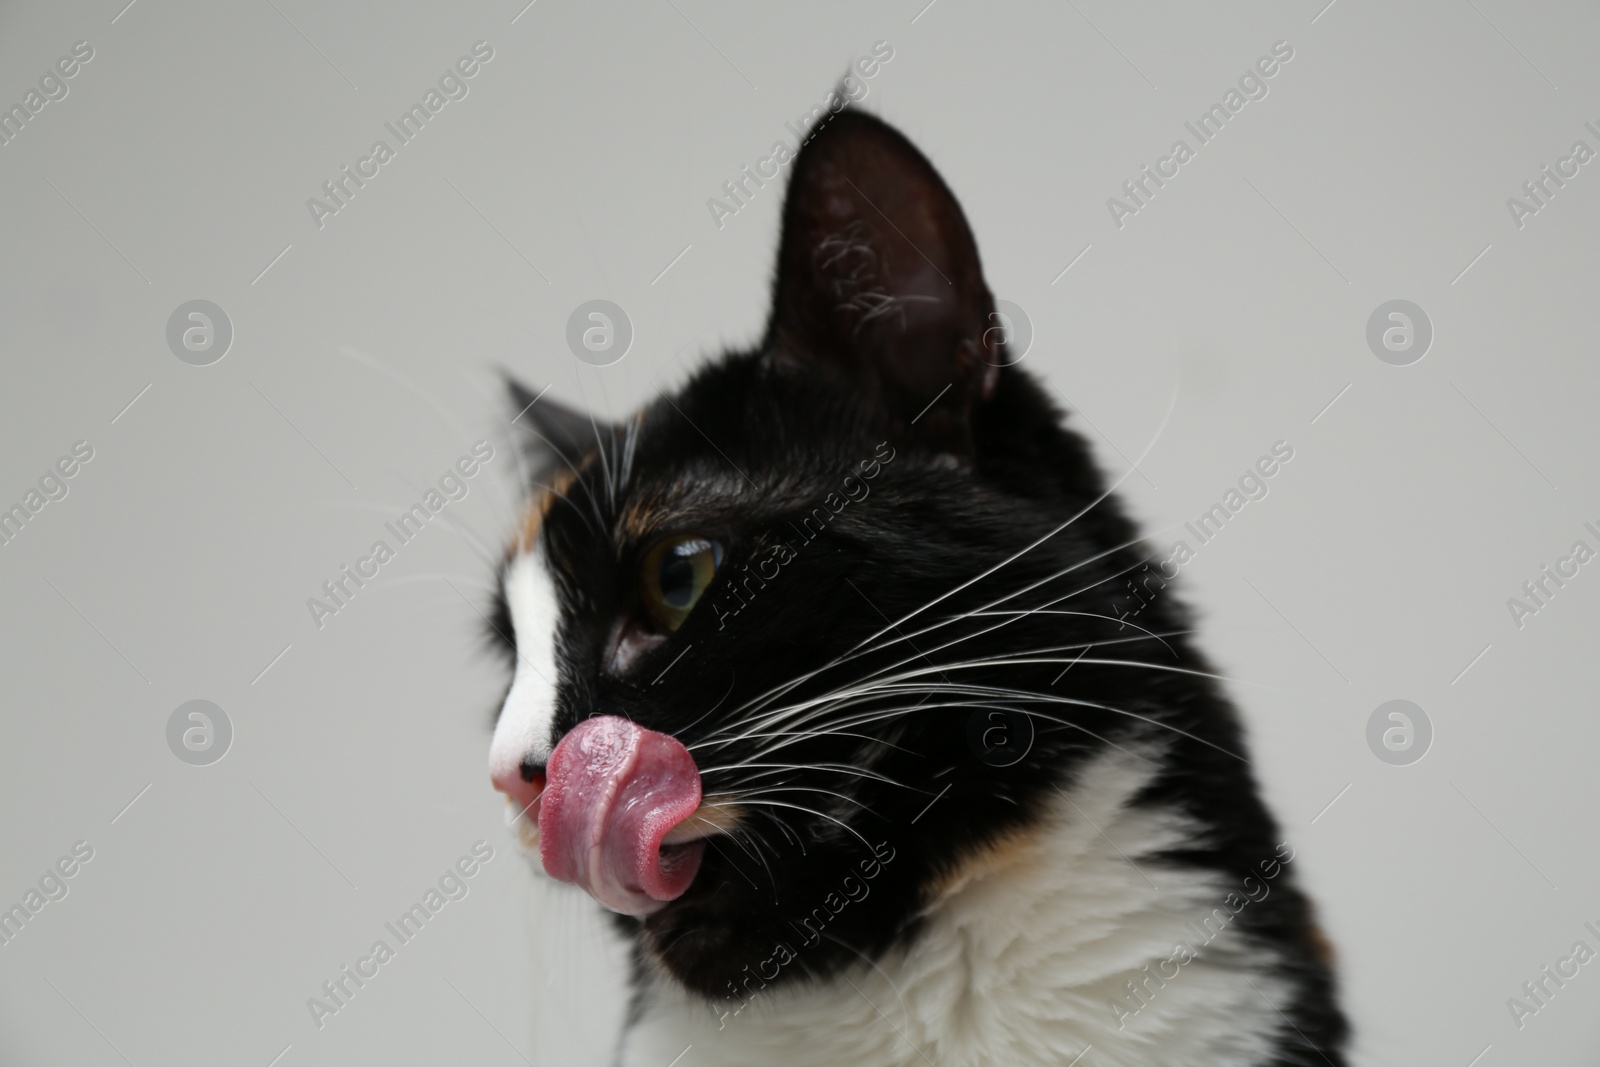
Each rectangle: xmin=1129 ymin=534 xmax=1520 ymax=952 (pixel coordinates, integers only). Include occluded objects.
xmin=618 ymin=747 xmax=1293 ymax=1067
xmin=490 ymin=550 xmax=561 ymax=784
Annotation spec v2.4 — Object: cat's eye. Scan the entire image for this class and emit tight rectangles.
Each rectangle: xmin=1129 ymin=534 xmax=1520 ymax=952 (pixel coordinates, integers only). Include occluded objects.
xmin=640 ymin=536 xmax=723 ymax=631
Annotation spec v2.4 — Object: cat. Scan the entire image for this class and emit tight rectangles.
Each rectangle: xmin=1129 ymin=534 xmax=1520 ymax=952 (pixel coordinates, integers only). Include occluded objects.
xmin=487 ymin=108 xmax=1347 ymax=1066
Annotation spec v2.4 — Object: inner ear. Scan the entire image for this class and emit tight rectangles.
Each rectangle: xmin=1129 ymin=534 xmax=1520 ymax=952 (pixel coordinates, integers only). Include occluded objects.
xmin=765 ymin=109 xmax=1000 ymax=452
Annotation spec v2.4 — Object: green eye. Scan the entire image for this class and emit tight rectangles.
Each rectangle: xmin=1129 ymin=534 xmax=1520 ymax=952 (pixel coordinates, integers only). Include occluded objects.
xmin=641 ymin=536 xmax=723 ymax=631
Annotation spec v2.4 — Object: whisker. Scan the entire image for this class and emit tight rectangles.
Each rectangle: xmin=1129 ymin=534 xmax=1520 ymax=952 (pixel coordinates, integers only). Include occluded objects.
xmin=691 ymin=726 xmax=920 ymax=758
xmin=727 ymin=528 xmax=1169 ymax=727
xmin=701 ymin=825 xmax=776 ymax=898
xmin=574 ymin=369 xmax=623 ymax=511
xmin=751 ymin=809 xmax=805 ymax=853
xmin=515 ymin=417 xmax=610 ymax=538
xmin=701 ymin=622 xmax=1175 ymax=749
xmin=713 ymin=607 xmax=1203 ymax=751
xmin=831 ymin=606 xmax=1180 ymax=709
xmin=697 ymin=762 xmax=910 ymax=790
xmin=673 ymin=670 xmax=739 ymax=740
xmin=729 ymin=694 xmax=1161 ymax=771
xmin=837 ymin=537 xmax=1187 ymax=678
xmin=833 ymin=372 xmax=1181 ymax=659
xmin=712 ymin=784 xmax=882 ymax=821
xmin=715 ymin=665 xmax=1245 ymax=765
xmin=726 ymin=799 xmax=877 ymax=853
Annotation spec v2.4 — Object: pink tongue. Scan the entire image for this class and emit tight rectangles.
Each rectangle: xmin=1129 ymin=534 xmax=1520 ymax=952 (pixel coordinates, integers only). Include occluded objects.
xmin=538 ymin=716 xmax=704 ymax=916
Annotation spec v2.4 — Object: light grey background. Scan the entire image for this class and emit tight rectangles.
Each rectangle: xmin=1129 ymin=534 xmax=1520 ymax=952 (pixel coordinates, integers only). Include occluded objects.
xmin=1 ymin=1 xmax=1596 ymax=1064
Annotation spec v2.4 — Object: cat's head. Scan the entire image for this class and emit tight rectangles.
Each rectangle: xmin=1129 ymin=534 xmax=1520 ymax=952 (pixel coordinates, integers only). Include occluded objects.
xmin=488 ymin=110 xmax=1188 ymax=998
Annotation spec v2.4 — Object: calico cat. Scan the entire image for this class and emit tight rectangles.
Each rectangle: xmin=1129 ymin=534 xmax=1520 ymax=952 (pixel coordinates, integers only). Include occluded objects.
xmin=487 ymin=109 xmax=1347 ymax=1066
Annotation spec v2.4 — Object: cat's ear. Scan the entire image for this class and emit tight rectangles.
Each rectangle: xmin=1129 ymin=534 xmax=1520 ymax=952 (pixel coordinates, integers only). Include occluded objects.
xmin=503 ymin=374 xmax=609 ymax=473
xmin=766 ymin=109 xmax=1000 ymax=452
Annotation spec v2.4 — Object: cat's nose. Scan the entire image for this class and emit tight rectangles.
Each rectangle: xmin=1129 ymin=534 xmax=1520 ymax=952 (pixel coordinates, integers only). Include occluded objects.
xmin=493 ymin=758 xmax=546 ymax=821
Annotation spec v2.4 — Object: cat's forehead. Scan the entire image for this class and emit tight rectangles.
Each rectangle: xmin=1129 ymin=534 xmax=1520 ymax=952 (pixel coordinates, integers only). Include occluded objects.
xmin=507 ymin=445 xmax=764 ymax=564
xmin=506 ymin=361 xmax=874 ymax=566
xmin=614 ymin=466 xmax=752 ymax=538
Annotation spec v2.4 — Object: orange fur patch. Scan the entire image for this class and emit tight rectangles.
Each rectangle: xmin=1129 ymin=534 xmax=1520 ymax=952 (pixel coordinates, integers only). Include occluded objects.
xmin=921 ymin=823 xmax=1045 ymax=904
xmin=620 ymin=489 xmax=665 ymax=543
xmin=662 ymin=801 xmax=746 ymax=845
xmin=513 ymin=467 xmax=578 ymax=555
xmin=1305 ymin=920 xmax=1337 ymax=967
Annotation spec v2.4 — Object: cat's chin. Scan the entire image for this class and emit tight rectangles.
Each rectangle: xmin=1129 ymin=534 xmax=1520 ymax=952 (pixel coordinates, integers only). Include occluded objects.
xmin=637 ymin=884 xmax=789 ymax=1000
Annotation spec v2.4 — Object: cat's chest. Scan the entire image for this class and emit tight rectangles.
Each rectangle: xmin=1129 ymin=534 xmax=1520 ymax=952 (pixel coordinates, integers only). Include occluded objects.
xmin=618 ymin=748 xmax=1289 ymax=1067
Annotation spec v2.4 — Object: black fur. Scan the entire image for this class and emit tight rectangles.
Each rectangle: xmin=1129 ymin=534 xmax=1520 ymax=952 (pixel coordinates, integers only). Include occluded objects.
xmin=492 ymin=110 xmax=1346 ymax=1064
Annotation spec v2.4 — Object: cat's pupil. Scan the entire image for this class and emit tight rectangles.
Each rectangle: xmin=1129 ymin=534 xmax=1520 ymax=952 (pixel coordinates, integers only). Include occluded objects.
xmin=638 ymin=536 xmax=722 ymax=632
xmin=659 ymin=538 xmax=719 ymax=611
xmin=659 ymin=553 xmax=699 ymax=608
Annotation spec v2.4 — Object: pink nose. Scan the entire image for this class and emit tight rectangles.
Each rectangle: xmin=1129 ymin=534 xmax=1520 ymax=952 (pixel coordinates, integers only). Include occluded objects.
xmin=492 ymin=762 xmax=546 ymax=822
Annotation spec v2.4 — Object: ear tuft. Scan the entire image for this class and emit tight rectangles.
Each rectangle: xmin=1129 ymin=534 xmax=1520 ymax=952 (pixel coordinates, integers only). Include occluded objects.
xmin=766 ymin=110 xmax=999 ymax=451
